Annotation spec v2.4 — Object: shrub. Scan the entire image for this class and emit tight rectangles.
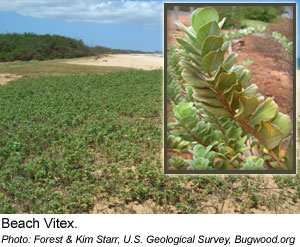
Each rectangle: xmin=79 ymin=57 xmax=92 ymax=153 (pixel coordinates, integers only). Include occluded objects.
xmin=242 ymin=6 xmax=286 ymax=22
xmin=215 ymin=7 xmax=244 ymax=29
xmin=0 ymin=33 xmax=148 ymax=62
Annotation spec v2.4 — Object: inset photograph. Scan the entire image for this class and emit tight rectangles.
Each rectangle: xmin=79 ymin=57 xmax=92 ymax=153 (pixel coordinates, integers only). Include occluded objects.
xmin=164 ymin=4 xmax=296 ymax=174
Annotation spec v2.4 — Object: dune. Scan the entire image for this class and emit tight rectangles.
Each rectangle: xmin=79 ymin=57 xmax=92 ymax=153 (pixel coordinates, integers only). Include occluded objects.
xmin=65 ymin=54 xmax=163 ymax=70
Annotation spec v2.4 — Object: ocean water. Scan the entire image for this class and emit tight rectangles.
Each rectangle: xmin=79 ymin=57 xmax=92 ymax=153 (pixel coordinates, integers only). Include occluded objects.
xmin=298 ymin=58 xmax=300 ymax=70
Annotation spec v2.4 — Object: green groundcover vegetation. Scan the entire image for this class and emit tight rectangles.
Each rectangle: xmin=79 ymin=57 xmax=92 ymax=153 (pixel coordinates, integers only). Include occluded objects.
xmin=0 ymin=70 xmax=161 ymax=213
xmin=0 ymin=69 xmax=299 ymax=213
xmin=0 ymin=33 xmax=147 ymax=62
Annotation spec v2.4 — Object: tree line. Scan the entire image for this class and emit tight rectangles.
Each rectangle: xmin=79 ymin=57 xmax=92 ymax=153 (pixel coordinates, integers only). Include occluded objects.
xmin=0 ymin=33 xmax=148 ymax=62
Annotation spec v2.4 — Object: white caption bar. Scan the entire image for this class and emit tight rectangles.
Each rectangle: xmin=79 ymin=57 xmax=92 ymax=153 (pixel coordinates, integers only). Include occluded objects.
xmin=0 ymin=215 xmax=297 ymax=247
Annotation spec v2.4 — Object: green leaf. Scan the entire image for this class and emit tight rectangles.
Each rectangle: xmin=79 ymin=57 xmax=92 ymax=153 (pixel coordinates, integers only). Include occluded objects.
xmin=256 ymin=94 xmax=264 ymax=102
xmin=207 ymin=66 xmax=226 ymax=84
xmin=193 ymin=87 xmax=218 ymax=98
xmin=249 ymin=98 xmax=278 ymax=126
xmin=237 ymin=135 xmax=248 ymax=146
xmin=223 ymin=52 xmax=237 ymax=71
xmin=241 ymin=157 xmax=264 ymax=170
xmin=218 ymin=17 xmax=226 ymax=28
xmin=240 ymin=70 xmax=251 ymax=88
xmin=182 ymin=69 xmax=209 ymax=89
xmin=188 ymin=157 xmax=210 ymax=170
xmin=201 ymin=35 xmax=223 ymax=57
xmin=228 ymin=128 xmax=243 ymax=139
xmin=181 ymin=53 xmax=202 ymax=67
xmin=176 ymin=102 xmax=193 ymax=115
xmin=269 ymin=162 xmax=281 ymax=170
xmin=173 ymin=102 xmax=198 ymax=126
xmin=190 ymin=54 xmax=203 ymax=66
xmin=221 ymin=41 xmax=230 ymax=52
xmin=194 ymin=95 xmax=224 ymax=107
xmin=201 ymin=49 xmax=224 ymax=73
xmin=257 ymin=121 xmax=283 ymax=150
xmin=231 ymin=65 xmax=244 ymax=78
xmin=174 ymin=22 xmax=202 ymax=50
xmin=230 ymin=90 xmax=245 ymax=110
xmin=174 ymin=20 xmax=197 ymax=44
xmin=176 ymin=37 xmax=201 ymax=56
xmin=272 ymin=138 xmax=290 ymax=160
xmin=200 ymin=102 xmax=232 ymax=117
xmin=196 ymin=21 xmax=220 ymax=47
xmin=244 ymin=84 xmax=258 ymax=97
xmin=271 ymin=112 xmax=292 ymax=138
xmin=215 ymin=72 xmax=237 ymax=93
xmin=223 ymin=80 xmax=242 ymax=102
xmin=234 ymin=96 xmax=258 ymax=120
xmin=191 ymin=7 xmax=219 ymax=32
xmin=179 ymin=60 xmax=200 ymax=74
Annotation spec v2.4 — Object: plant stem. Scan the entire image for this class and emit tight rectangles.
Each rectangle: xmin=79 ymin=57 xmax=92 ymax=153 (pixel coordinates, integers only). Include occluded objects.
xmin=183 ymin=124 xmax=206 ymax=146
xmin=238 ymin=119 xmax=287 ymax=170
xmin=213 ymin=115 xmax=229 ymax=143
xmin=183 ymin=124 xmax=233 ymax=166
xmin=213 ymin=85 xmax=288 ymax=170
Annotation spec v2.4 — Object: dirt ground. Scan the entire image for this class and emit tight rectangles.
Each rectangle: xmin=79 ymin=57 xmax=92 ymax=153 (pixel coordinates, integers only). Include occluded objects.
xmin=65 ymin=54 xmax=163 ymax=70
xmin=90 ymin=172 xmax=300 ymax=214
xmin=0 ymin=54 xmax=163 ymax=85
xmin=233 ymin=34 xmax=293 ymax=117
xmin=0 ymin=73 xmax=21 ymax=85
xmin=266 ymin=18 xmax=293 ymax=41
xmin=167 ymin=15 xmax=190 ymax=49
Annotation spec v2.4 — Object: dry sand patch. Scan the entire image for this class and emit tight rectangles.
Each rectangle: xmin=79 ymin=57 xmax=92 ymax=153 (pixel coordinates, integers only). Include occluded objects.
xmin=0 ymin=73 xmax=21 ymax=85
xmin=65 ymin=54 xmax=163 ymax=70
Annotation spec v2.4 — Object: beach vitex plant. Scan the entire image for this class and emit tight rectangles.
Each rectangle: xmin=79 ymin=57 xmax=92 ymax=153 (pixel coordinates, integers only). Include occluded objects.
xmin=167 ymin=7 xmax=293 ymax=171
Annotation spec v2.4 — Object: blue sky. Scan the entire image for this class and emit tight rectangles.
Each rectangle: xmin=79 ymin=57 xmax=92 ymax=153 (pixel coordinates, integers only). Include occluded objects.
xmin=0 ymin=0 xmax=298 ymax=54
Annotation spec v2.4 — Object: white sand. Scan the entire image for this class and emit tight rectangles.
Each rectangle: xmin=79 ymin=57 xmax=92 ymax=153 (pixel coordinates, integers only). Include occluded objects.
xmin=0 ymin=73 xmax=21 ymax=85
xmin=65 ymin=54 xmax=163 ymax=70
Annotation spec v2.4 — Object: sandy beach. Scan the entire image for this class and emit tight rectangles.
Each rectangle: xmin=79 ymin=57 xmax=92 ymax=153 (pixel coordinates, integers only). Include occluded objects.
xmin=65 ymin=54 xmax=163 ymax=70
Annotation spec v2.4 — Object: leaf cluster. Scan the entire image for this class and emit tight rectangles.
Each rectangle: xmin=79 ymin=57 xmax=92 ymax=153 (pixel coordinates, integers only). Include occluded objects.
xmin=272 ymin=31 xmax=293 ymax=56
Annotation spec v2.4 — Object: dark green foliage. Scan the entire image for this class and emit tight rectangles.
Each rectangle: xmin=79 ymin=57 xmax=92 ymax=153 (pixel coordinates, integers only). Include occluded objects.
xmin=243 ymin=6 xmax=286 ymax=22
xmin=214 ymin=7 xmax=244 ymax=29
xmin=0 ymin=33 xmax=148 ymax=62
xmin=179 ymin=6 xmax=191 ymax=12
xmin=213 ymin=6 xmax=285 ymax=28
xmin=0 ymin=33 xmax=94 ymax=62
